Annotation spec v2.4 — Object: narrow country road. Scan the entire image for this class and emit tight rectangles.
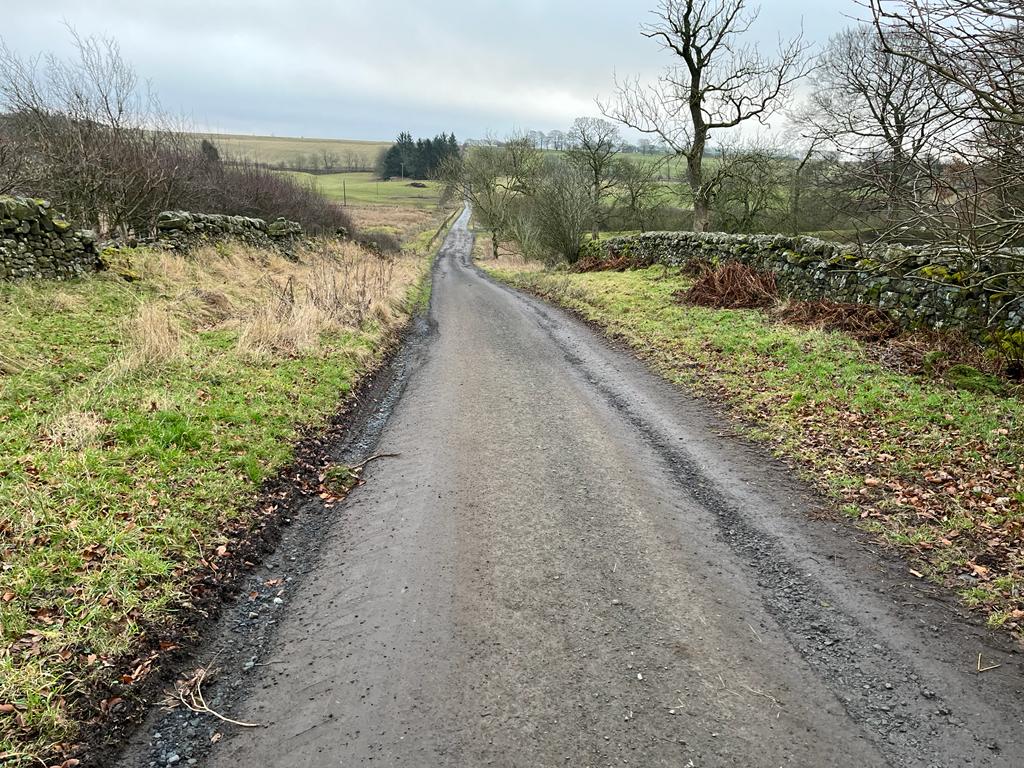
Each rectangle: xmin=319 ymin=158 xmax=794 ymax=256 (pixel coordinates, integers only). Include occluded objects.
xmin=148 ymin=208 xmax=1023 ymax=767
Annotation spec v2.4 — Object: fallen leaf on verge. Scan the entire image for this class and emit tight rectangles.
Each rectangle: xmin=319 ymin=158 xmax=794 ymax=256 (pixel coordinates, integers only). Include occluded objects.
xmin=99 ymin=696 xmax=123 ymax=713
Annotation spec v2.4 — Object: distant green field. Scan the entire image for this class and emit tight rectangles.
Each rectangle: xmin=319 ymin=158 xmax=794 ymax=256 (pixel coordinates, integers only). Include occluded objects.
xmin=286 ymin=171 xmax=443 ymax=208
xmin=199 ymin=133 xmax=390 ymax=169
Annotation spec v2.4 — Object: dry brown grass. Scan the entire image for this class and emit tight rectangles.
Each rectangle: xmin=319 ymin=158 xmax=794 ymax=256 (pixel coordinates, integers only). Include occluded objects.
xmin=347 ymin=204 xmax=437 ymax=243
xmin=42 ymin=410 xmax=107 ymax=449
xmin=121 ymin=237 xmax=422 ymax=365
xmin=46 ymin=290 xmax=85 ymax=313
xmin=473 ymin=232 xmax=546 ymax=272
xmin=119 ymin=302 xmax=186 ymax=370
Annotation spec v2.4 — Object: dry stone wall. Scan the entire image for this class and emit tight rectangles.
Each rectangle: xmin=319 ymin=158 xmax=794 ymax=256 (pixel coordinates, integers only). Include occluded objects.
xmin=584 ymin=232 xmax=1024 ymax=338
xmin=0 ymin=197 xmax=99 ymax=281
xmin=148 ymin=211 xmax=303 ymax=255
xmin=0 ymin=199 xmax=308 ymax=282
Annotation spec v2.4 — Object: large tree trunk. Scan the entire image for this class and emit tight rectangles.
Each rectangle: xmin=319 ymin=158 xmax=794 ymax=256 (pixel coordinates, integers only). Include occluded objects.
xmin=685 ymin=126 xmax=710 ymax=233
xmin=491 ymin=230 xmax=499 ymax=259
xmin=692 ymin=194 xmax=711 ymax=233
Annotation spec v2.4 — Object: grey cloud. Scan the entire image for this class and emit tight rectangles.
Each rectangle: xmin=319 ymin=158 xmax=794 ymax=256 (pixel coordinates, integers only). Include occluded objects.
xmin=2 ymin=0 xmax=855 ymax=140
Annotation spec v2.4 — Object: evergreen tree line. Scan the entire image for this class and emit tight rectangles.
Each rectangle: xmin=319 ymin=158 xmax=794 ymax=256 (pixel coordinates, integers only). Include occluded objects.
xmin=377 ymin=132 xmax=459 ymax=180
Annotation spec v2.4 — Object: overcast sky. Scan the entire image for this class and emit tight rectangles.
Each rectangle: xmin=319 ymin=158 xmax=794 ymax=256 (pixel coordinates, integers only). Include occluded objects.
xmin=2 ymin=0 xmax=859 ymax=141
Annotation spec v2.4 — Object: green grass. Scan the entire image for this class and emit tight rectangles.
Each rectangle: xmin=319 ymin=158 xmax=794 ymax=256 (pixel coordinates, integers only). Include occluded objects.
xmin=285 ymin=171 xmax=442 ymax=209
xmin=0 ymin=231 xmax=440 ymax=763
xmin=198 ymin=132 xmax=390 ymax=169
xmin=485 ymin=265 xmax=1024 ymax=635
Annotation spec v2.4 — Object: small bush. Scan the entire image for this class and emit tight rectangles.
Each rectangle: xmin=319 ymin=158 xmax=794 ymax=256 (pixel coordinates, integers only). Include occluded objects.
xmin=773 ymin=299 xmax=899 ymax=342
xmin=676 ymin=261 xmax=778 ymax=309
xmin=354 ymin=230 xmax=402 ymax=254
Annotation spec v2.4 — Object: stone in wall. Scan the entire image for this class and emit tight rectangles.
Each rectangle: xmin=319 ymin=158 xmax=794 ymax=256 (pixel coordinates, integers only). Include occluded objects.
xmin=0 ymin=196 xmax=99 ymax=281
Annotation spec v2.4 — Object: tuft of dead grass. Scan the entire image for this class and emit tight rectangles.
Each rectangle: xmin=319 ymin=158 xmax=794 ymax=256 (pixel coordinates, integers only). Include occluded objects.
xmin=0 ymin=350 xmax=24 ymax=375
xmin=46 ymin=290 xmax=85 ymax=313
xmin=119 ymin=302 xmax=186 ymax=370
xmin=42 ymin=410 xmax=107 ymax=450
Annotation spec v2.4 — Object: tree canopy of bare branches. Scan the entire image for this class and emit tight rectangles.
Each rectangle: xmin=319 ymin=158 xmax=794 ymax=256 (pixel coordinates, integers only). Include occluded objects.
xmin=0 ymin=30 xmax=200 ymax=235
xmin=0 ymin=29 xmax=352 ymax=237
xmin=602 ymin=0 xmax=810 ymax=232
xmin=863 ymin=0 xmax=1024 ymax=263
xmin=804 ymin=25 xmax=952 ymax=225
xmin=565 ymin=117 xmax=621 ymax=236
xmin=529 ymin=158 xmax=594 ymax=264
xmin=441 ymin=137 xmax=542 ymax=259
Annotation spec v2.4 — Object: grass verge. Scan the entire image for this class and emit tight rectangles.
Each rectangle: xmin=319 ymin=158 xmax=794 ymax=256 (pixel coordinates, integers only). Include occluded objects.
xmin=0 ymin=228 xmax=441 ymax=764
xmin=484 ymin=265 xmax=1024 ymax=638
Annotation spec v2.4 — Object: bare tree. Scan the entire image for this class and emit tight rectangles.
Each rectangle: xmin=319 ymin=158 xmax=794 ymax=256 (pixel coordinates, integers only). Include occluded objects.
xmin=442 ymin=137 xmax=541 ymax=259
xmin=0 ymin=118 xmax=32 ymax=194
xmin=602 ymin=0 xmax=810 ymax=232
xmin=869 ymin=1 xmax=1022 ymax=128
xmin=0 ymin=29 xmax=353 ymax=236
xmin=547 ymin=130 xmax=568 ymax=151
xmin=565 ymin=117 xmax=622 ymax=236
xmin=0 ymin=30 xmax=201 ymax=235
xmin=866 ymin=0 xmax=1023 ymax=258
xmin=528 ymin=158 xmax=593 ymax=264
xmin=805 ymin=25 xmax=951 ymax=226
xmin=711 ymin=139 xmax=786 ymax=232
xmin=611 ymin=156 xmax=667 ymax=231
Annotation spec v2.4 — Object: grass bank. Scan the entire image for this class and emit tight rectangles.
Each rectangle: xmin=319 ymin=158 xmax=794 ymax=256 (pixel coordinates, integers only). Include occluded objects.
xmin=0 ymin=226 xmax=442 ymax=763
xmin=484 ymin=264 xmax=1024 ymax=637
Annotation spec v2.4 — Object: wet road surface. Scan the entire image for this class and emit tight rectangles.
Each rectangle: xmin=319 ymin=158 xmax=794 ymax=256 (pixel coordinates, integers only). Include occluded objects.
xmin=127 ymin=207 xmax=1024 ymax=767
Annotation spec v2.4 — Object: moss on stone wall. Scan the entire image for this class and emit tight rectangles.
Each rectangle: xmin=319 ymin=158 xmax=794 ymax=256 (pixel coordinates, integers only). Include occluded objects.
xmin=584 ymin=231 xmax=1024 ymax=339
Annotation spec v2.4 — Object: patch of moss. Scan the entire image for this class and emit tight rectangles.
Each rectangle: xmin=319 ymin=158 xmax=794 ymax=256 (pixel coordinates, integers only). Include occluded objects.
xmin=945 ymin=364 xmax=1004 ymax=395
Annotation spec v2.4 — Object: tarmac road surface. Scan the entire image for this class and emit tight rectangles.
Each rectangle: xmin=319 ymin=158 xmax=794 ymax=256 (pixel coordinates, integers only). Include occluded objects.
xmin=123 ymin=207 xmax=1024 ymax=767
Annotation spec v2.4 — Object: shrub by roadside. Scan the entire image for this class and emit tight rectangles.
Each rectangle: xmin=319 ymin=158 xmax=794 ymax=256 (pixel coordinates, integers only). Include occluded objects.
xmin=485 ymin=265 xmax=1024 ymax=639
xmin=0 ymin=227 xmax=441 ymax=764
